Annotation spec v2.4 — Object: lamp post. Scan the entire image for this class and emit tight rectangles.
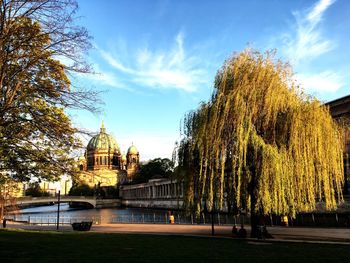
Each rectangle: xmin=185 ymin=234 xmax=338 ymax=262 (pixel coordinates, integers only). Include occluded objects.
xmin=64 ymin=180 xmax=69 ymax=196
xmin=56 ymin=190 xmax=61 ymax=230
xmin=211 ymin=207 xmax=215 ymax=236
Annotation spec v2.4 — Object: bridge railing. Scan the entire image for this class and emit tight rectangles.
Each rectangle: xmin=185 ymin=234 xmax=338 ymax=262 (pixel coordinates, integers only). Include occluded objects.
xmin=5 ymin=215 xmax=102 ymax=225
xmin=6 ymin=212 xmax=350 ymax=228
xmin=5 ymin=213 xmax=239 ymax=226
xmin=16 ymin=196 xmax=97 ymax=201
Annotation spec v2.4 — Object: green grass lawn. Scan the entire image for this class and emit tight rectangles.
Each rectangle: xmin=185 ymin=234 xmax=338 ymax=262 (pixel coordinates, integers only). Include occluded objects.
xmin=0 ymin=229 xmax=349 ymax=263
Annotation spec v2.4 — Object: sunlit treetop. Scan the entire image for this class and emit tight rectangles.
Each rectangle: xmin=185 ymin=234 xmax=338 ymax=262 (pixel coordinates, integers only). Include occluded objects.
xmin=177 ymin=49 xmax=344 ymax=217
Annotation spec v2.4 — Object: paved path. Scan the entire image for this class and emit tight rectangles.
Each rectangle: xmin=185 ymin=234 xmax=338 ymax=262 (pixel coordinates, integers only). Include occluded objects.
xmin=3 ymin=222 xmax=350 ymax=244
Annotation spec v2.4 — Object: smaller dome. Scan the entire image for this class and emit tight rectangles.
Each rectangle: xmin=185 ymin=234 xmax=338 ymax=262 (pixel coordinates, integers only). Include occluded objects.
xmin=127 ymin=144 xmax=138 ymax=155
xmin=78 ymin=155 xmax=86 ymax=161
xmin=121 ymin=154 xmax=127 ymax=161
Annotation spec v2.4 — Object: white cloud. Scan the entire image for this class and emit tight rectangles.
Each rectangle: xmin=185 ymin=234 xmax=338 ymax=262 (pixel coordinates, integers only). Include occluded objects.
xmin=274 ymin=0 xmax=344 ymax=94
xmin=283 ymin=0 xmax=335 ymax=66
xmin=296 ymin=71 xmax=343 ymax=94
xmin=306 ymin=0 xmax=335 ymax=24
xmin=87 ymin=71 xmax=122 ymax=88
xmin=136 ymin=48 xmax=152 ymax=66
xmin=98 ymin=32 xmax=208 ymax=92
xmin=100 ymin=49 xmax=135 ymax=74
xmin=75 ymin=63 xmax=135 ymax=92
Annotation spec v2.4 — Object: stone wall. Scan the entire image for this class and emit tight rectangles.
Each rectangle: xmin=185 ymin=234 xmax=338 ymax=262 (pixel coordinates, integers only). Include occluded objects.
xmin=326 ymin=95 xmax=350 ymax=194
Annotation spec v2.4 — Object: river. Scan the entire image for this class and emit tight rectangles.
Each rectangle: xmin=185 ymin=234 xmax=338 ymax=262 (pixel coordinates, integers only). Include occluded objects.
xmin=7 ymin=204 xmax=179 ymax=225
xmin=7 ymin=204 xmax=235 ymax=225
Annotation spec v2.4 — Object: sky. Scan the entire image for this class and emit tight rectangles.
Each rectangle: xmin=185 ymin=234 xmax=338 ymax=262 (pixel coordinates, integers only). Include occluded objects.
xmin=71 ymin=0 xmax=350 ymax=161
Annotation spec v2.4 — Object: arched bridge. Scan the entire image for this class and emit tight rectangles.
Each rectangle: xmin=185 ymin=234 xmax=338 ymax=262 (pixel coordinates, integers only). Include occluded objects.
xmin=8 ymin=196 xmax=121 ymax=208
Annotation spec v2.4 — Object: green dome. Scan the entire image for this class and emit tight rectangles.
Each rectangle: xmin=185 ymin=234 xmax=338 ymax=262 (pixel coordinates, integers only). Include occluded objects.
xmin=127 ymin=144 xmax=138 ymax=155
xmin=87 ymin=122 xmax=120 ymax=152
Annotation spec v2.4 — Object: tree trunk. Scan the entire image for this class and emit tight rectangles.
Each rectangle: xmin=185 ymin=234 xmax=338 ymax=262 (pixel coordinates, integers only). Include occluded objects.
xmin=250 ymin=193 xmax=259 ymax=238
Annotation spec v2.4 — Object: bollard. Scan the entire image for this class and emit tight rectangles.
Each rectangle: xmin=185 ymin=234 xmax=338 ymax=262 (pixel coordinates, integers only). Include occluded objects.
xmin=335 ymin=213 xmax=339 ymax=226
xmin=169 ymin=215 xmax=175 ymax=224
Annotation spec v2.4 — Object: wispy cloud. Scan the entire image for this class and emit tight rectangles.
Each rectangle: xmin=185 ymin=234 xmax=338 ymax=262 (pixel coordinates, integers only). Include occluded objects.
xmin=274 ymin=0 xmax=344 ymax=95
xmin=283 ymin=0 xmax=335 ymax=66
xmin=97 ymin=32 xmax=208 ymax=92
xmin=296 ymin=71 xmax=343 ymax=94
xmin=75 ymin=63 xmax=134 ymax=91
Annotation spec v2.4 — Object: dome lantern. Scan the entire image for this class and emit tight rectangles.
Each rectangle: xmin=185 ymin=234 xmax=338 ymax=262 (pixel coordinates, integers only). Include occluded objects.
xmin=100 ymin=120 xmax=106 ymax=133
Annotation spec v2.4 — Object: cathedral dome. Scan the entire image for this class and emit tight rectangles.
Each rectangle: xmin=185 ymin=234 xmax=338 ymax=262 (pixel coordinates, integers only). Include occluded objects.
xmin=127 ymin=144 xmax=139 ymax=155
xmin=87 ymin=122 xmax=120 ymax=152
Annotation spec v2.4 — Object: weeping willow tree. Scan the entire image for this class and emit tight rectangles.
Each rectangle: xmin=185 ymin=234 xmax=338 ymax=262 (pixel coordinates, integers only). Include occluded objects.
xmin=176 ymin=49 xmax=344 ymax=235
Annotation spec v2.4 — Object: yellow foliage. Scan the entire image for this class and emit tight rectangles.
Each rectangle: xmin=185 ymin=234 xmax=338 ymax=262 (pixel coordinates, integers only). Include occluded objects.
xmin=178 ymin=49 xmax=344 ymax=217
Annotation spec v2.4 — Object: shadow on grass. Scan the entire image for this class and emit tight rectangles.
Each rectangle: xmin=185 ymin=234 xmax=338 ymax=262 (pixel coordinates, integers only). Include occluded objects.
xmin=0 ymin=229 xmax=349 ymax=263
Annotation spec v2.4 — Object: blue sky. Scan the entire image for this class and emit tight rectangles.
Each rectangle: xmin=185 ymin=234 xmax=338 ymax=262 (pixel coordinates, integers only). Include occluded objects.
xmin=71 ymin=0 xmax=350 ymax=160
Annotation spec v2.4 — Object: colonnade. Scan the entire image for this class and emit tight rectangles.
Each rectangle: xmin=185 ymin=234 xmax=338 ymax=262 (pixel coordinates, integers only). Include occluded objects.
xmin=120 ymin=179 xmax=183 ymax=200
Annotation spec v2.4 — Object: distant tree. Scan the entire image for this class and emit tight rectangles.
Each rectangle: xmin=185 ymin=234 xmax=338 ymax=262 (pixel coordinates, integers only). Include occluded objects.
xmin=99 ymin=186 xmax=119 ymax=199
xmin=133 ymin=158 xmax=174 ymax=183
xmin=0 ymin=0 xmax=100 ymax=184
xmin=176 ymin=49 xmax=344 ymax=237
xmin=68 ymin=183 xmax=94 ymax=196
xmin=25 ymin=183 xmax=49 ymax=197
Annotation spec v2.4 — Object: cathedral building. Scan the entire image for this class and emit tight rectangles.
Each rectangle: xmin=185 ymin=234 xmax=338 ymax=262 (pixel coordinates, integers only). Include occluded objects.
xmin=77 ymin=122 xmax=139 ymax=187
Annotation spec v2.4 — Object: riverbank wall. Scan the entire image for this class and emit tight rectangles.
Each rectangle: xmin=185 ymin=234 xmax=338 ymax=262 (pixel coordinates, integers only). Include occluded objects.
xmin=96 ymin=199 xmax=121 ymax=208
xmin=121 ymin=198 xmax=183 ymax=210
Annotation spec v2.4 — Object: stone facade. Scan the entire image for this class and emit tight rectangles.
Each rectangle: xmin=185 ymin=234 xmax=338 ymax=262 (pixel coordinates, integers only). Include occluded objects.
xmin=326 ymin=95 xmax=350 ymax=194
xmin=77 ymin=122 xmax=139 ymax=187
